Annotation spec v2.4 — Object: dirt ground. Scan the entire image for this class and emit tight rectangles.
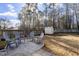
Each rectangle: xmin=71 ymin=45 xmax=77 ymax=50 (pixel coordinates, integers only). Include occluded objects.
xmin=44 ymin=33 xmax=79 ymax=56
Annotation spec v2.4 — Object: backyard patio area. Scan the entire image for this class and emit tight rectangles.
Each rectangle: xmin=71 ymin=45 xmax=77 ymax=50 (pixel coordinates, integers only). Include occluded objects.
xmin=0 ymin=37 xmax=53 ymax=56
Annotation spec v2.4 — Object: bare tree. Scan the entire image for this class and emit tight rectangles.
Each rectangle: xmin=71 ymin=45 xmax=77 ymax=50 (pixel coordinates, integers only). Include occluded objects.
xmin=0 ymin=18 xmax=10 ymax=29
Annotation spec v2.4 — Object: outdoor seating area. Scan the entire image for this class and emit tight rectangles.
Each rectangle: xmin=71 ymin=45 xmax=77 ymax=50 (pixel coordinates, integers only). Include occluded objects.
xmin=0 ymin=3 xmax=79 ymax=56
xmin=0 ymin=30 xmax=45 ymax=56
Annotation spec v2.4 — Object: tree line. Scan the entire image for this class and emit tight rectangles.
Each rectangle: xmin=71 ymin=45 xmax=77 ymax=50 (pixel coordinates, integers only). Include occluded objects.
xmin=1 ymin=3 xmax=79 ymax=32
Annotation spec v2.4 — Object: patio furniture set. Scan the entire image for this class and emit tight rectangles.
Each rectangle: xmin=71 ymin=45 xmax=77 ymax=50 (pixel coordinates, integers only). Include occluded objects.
xmin=0 ymin=31 xmax=44 ymax=55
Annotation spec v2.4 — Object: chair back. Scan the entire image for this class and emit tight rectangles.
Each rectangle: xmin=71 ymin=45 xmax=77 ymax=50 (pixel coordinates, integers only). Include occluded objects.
xmin=3 ymin=32 xmax=10 ymax=41
xmin=40 ymin=32 xmax=44 ymax=39
xmin=30 ymin=31 xmax=34 ymax=38
xmin=13 ymin=32 xmax=20 ymax=39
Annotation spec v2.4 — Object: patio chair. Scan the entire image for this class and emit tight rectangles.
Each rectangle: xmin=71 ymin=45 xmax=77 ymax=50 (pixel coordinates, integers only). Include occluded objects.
xmin=13 ymin=32 xmax=21 ymax=46
xmin=33 ymin=32 xmax=44 ymax=44
xmin=28 ymin=31 xmax=34 ymax=42
xmin=3 ymin=32 xmax=10 ymax=41
xmin=3 ymin=32 xmax=17 ymax=49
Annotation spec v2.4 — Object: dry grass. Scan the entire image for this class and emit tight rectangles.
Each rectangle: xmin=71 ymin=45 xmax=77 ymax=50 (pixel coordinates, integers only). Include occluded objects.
xmin=47 ymin=35 xmax=79 ymax=49
xmin=44 ymin=33 xmax=79 ymax=56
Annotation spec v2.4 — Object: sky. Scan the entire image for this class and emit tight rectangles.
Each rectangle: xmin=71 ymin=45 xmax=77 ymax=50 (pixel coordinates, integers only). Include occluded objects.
xmin=0 ymin=3 xmax=25 ymax=27
xmin=0 ymin=3 xmax=44 ymax=19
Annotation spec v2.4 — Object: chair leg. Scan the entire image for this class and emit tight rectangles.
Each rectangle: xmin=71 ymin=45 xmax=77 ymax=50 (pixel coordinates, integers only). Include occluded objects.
xmin=4 ymin=46 xmax=9 ymax=55
xmin=24 ymin=38 xmax=25 ymax=43
xmin=5 ymin=43 xmax=10 ymax=55
xmin=21 ymin=38 xmax=25 ymax=44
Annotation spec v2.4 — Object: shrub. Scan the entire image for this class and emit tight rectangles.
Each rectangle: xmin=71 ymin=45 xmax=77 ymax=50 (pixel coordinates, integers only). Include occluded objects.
xmin=0 ymin=31 xmax=3 ymax=36
xmin=0 ymin=41 xmax=7 ymax=49
xmin=8 ymin=32 xmax=15 ymax=39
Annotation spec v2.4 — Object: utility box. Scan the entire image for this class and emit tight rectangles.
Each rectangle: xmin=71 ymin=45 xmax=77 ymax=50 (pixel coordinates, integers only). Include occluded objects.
xmin=45 ymin=27 xmax=54 ymax=34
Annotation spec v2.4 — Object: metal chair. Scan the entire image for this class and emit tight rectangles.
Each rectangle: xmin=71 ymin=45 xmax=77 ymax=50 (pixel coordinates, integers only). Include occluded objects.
xmin=29 ymin=31 xmax=34 ymax=42
xmin=3 ymin=32 xmax=17 ymax=49
xmin=33 ymin=32 xmax=44 ymax=44
xmin=13 ymin=32 xmax=21 ymax=46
